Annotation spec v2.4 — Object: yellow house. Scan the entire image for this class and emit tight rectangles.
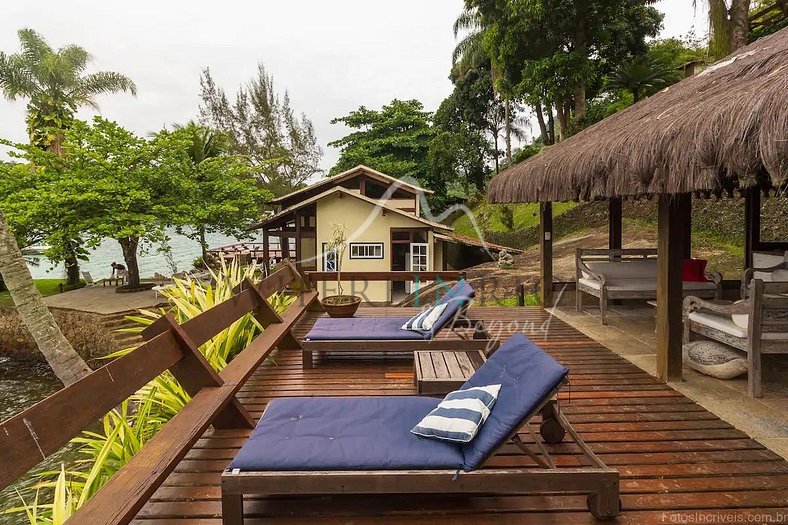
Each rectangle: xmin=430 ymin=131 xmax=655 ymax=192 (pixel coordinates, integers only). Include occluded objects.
xmin=250 ymin=165 xmax=513 ymax=303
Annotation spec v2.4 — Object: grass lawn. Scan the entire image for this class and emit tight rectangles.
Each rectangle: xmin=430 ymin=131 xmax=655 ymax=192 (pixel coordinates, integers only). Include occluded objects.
xmin=453 ymin=202 xmax=577 ymax=238
xmin=476 ymin=293 xmax=541 ymax=307
xmin=0 ymin=279 xmax=70 ymax=307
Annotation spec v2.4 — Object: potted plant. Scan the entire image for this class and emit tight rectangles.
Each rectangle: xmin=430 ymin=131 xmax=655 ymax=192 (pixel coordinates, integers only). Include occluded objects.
xmin=321 ymin=223 xmax=362 ymax=318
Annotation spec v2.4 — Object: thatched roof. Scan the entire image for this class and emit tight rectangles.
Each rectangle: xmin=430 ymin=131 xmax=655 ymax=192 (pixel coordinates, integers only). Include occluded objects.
xmin=488 ymin=27 xmax=788 ymax=204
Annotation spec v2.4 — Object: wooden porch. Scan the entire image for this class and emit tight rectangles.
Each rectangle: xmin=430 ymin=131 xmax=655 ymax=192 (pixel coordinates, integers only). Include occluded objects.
xmin=132 ymin=306 xmax=788 ymax=524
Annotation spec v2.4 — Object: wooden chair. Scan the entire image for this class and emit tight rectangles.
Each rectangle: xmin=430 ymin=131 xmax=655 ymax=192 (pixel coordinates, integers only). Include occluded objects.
xmin=684 ymin=280 xmax=788 ymax=397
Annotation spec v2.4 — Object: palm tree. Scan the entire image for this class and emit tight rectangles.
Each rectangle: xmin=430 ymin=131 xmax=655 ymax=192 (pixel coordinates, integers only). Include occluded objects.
xmin=175 ymin=121 xmax=230 ymax=259
xmin=0 ymin=28 xmax=137 ymax=153
xmin=0 ymin=28 xmax=137 ymax=285
xmin=607 ymin=56 xmax=672 ymax=103
xmin=0 ymin=208 xmax=91 ymax=386
xmin=452 ymin=7 xmax=516 ymax=166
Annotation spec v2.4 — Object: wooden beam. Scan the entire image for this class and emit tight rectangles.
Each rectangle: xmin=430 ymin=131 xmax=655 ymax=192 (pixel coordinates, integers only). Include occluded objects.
xmin=744 ymin=187 xmax=760 ymax=269
xmin=262 ymin=229 xmax=270 ymax=276
xmin=608 ymin=198 xmax=622 ymax=252
xmin=656 ymin=193 xmax=690 ymax=382
xmin=540 ymin=202 xmax=554 ymax=307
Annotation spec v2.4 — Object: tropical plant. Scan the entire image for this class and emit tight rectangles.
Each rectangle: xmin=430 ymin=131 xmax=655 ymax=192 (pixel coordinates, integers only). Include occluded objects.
xmin=7 ymin=261 xmax=295 ymax=523
xmin=606 ymin=56 xmax=673 ymax=103
xmin=0 ymin=207 xmax=90 ymax=386
xmin=0 ymin=28 xmax=136 ymax=153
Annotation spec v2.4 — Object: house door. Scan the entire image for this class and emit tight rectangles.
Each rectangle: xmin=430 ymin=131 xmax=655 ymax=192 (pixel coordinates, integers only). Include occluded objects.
xmin=407 ymin=243 xmax=429 ymax=293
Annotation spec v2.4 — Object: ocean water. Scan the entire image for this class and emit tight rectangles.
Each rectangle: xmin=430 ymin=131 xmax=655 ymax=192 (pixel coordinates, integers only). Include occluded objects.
xmin=28 ymin=229 xmax=258 ymax=280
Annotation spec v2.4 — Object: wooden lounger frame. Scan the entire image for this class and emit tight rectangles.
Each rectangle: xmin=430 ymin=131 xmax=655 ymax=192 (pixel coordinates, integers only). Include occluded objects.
xmin=301 ymin=310 xmax=499 ymax=368
xmin=220 ymin=386 xmax=621 ymax=524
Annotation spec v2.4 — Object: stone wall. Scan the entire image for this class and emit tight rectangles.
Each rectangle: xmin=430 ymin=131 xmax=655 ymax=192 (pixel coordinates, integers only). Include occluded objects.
xmin=0 ymin=307 xmax=120 ymax=365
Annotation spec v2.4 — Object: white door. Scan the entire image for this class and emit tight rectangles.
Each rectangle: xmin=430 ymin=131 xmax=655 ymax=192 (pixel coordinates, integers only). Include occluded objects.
xmin=408 ymin=243 xmax=429 ymax=293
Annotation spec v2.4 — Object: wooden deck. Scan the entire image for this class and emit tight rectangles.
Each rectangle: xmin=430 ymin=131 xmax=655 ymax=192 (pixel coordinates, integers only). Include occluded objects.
xmin=132 ymin=307 xmax=788 ymax=524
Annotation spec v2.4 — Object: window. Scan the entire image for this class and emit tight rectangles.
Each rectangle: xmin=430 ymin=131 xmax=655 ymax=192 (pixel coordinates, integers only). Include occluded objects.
xmin=322 ymin=243 xmax=337 ymax=271
xmin=349 ymin=242 xmax=384 ymax=259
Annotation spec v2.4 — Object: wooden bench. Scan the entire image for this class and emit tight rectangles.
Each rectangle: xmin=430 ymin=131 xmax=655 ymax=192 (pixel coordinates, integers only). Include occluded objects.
xmin=684 ymin=280 xmax=788 ymax=397
xmin=576 ymin=248 xmax=722 ymax=324
xmin=0 ymin=263 xmax=315 ymax=525
xmin=414 ymin=350 xmax=486 ymax=395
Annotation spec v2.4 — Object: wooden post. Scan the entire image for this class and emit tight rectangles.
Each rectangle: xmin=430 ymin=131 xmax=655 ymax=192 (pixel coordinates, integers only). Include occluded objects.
xmin=262 ymin=229 xmax=270 ymax=276
xmin=608 ymin=198 xmax=622 ymax=252
xmin=540 ymin=202 xmax=553 ymax=307
xmin=656 ymin=193 xmax=690 ymax=382
xmin=141 ymin=314 xmax=255 ymax=429
xmin=295 ymin=212 xmax=302 ymax=270
xmin=744 ymin=187 xmax=760 ymax=270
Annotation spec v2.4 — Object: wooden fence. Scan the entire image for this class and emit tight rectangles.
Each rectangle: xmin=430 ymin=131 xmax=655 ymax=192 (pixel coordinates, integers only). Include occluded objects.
xmin=0 ymin=263 xmax=318 ymax=525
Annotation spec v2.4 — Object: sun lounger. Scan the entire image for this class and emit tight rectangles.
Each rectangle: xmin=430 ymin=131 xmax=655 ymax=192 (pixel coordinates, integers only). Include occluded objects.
xmin=301 ymin=280 xmax=495 ymax=367
xmin=221 ymin=333 xmax=621 ymax=523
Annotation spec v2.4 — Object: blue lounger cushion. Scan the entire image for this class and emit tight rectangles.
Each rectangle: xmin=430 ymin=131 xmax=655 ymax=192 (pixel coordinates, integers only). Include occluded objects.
xmin=304 ymin=316 xmax=428 ymax=341
xmin=303 ymin=280 xmax=476 ymax=341
xmin=228 ymin=333 xmax=568 ymax=473
xmin=228 ymin=397 xmax=464 ymax=471
xmin=460 ymin=333 xmax=569 ymax=470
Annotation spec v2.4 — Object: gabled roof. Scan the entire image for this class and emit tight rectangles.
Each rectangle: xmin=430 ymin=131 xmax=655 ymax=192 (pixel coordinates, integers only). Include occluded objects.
xmin=271 ymin=164 xmax=433 ymax=204
xmin=252 ymin=186 xmax=451 ymax=231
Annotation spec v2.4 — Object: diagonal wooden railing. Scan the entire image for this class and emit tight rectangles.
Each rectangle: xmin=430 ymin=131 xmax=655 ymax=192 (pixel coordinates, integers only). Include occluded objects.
xmin=0 ymin=262 xmax=319 ymax=524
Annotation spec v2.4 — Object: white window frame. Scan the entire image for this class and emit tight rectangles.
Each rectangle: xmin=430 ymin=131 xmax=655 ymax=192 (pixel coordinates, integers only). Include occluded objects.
xmin=349 ymin=242 xmax=384 ymax=260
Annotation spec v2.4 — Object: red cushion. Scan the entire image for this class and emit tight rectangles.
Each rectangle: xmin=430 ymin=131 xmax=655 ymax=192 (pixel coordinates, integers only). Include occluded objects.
xmin=682 ymin=259 xmax=708 ymax=282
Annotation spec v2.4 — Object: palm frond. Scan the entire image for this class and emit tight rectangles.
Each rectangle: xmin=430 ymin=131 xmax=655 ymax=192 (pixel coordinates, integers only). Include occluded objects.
xmin=0 ymin=52 xmax=38 ymax=100
xmin=453 ymin=7 xmax=481 ymax=37
xmin=16 ymin=28 xmax=52 ymax=66
xmin=73 ymin=71 xmax=137 ymax=99
xmin=452 ymin=31 xmax=484 ymax=66
xmin=58 ymin=45 xmax=92 ymax=74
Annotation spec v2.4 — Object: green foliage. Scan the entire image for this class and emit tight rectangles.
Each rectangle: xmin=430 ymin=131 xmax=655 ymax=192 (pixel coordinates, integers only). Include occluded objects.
xmin=199 ymin=65 xmax=322 ymax=195
xmin=468 ymin=0 xmax=663 ymax=137
xmin=171 ymin=122 xmax=272 ymax=258
xmin=452 ymin=202 xmax=576 ymax=239
xmin=1 ymin=117 xmax=270 ymax=287
xmin=0 ymin=279 xmax=68 ymax=307
xmin=0 ymin=28 xmax=136 ymax=152
xmin=749 ymin=0 xmax=788 ymax=40
xmin=606 ymin=56 xmax=673 ymax=103
xmin=8 ymin=262 xmax=295 ymax=523
xmin=329 ymin=99 xmax=436 ymax=182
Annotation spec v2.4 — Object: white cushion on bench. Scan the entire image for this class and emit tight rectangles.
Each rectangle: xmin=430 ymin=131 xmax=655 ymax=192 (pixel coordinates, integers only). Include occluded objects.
xmin=579 ymin=278 xmax=717 ymax=293
xmin=584 ymin=260 xmax=656 ymax=280
xmin=689 ymin=311 xmax=788 ymax=340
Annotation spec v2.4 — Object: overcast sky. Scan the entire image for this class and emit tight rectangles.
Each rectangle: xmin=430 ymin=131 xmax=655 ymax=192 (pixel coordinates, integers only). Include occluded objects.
xmin=1 ymin=1 xmax=706 ymax=174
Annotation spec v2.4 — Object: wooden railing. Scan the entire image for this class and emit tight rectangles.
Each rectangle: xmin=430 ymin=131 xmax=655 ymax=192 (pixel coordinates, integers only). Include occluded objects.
xmin=305 ymin=270 xmax=466 ymax=288
xmin=0 ymin=262 xmax=318 ymax=525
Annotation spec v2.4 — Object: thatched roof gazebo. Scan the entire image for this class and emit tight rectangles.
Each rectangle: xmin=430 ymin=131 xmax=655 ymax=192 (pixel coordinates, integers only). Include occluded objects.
xmin=487 ymin=27 xmax=788 ymax=384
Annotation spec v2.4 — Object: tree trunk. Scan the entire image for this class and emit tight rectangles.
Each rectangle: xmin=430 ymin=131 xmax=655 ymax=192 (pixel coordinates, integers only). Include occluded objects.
xmin=574 ymin=85 xmax=586 ymax=123
xmin=504 ymin=99 xmax=512 ymax=164
xmin=199 ymin=226 xmax=208 ymax=260
xmin=492 ymin=131 xmax=500 ymax=174
xmin=554 ymin=97 xmax=569 ymax=141
xmin=573 ymin=0 xmax=588 ymax=123
xmin=0 ymin=272 xmax=6 ymax=292
xmin=546 ymin=103 xmax=556 ymax=145
xmin=65 ymin=251 xmax=80 ymax=286
xmin=534 ymin=103 xmax=549 ymax=145
xmin=118 ymin=236 xmax=141 ymax=289
xmin=728 ymin=0 xmax=750 ymax=50
xmin=0 ymin=209 xmax=91 ymax=386
xmin=633 ymin=88 xmax=641 ymax=103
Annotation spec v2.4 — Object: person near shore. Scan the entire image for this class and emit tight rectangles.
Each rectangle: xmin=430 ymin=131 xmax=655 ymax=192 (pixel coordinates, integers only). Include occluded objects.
xmin=110 ymin=261 xmax=127 ymax=280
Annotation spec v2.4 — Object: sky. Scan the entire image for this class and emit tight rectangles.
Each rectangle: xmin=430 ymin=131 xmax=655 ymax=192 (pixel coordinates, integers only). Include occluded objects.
xmin=0 ymin=0 xmax=707 ymax=176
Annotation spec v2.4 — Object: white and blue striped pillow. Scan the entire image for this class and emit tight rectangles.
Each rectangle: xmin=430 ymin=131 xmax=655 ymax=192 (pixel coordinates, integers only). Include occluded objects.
xmin=411 ymin=384 xmax=501 ymax=443
xmin=401 ymin=303 xmax=448 ymax=332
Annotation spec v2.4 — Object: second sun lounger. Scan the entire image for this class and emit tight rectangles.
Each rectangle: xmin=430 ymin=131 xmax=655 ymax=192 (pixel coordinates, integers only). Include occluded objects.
xmin=221 ymin=333 xmax=621 ymax=523
xmin=301 ymin=280 xmax=496 ymax=367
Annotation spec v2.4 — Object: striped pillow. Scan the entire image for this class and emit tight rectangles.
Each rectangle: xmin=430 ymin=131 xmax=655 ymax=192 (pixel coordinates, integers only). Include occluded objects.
xmin=411 ymin=384 xmax=501 ymax=443
xmin=401 ymin=303 xmax=448 ymax=332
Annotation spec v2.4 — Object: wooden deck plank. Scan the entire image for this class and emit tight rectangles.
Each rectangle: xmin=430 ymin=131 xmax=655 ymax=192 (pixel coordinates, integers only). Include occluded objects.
xmin=134 ymin=306 xmax=788 ymax=524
